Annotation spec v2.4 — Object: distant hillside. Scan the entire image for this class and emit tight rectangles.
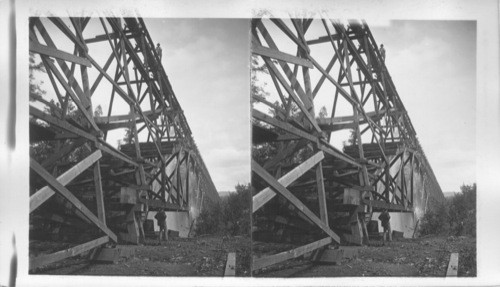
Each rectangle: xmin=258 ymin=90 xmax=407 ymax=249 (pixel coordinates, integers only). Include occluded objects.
xmin=443 ymin=191 xmax=458 ymax=198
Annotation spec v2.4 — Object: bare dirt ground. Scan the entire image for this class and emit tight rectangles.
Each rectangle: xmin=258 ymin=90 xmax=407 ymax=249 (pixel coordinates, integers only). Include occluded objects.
xmin=31 ymin=234 xmax=251 ymax=277
xmin=254 ymin=235 xmax=476 ymax=277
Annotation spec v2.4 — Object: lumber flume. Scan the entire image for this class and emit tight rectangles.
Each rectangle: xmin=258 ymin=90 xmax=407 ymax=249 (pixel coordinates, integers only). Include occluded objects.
xmin=29 ymin=17 xmax=219 ymax=271
xmin=251 ymin=18 xmax=444 ymax=270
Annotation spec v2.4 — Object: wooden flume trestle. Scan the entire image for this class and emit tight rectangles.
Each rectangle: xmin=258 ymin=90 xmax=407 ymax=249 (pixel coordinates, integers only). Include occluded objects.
xmin=251 ymin=18 xmax=444 ymax=270
xmin=29 ymin=17 xmax=219 ymax=270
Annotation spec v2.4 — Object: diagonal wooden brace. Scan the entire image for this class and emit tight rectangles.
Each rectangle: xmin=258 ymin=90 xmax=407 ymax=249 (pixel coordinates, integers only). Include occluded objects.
xmin=30 ymin=158 xmax=117 ymax=242
xmin=252 ymin=160 xmax=340 ymax=244
xmin=253 ymin=151 xmax=324 ymax=212
xmin=30 ymin=150 xmax=102 ymax=212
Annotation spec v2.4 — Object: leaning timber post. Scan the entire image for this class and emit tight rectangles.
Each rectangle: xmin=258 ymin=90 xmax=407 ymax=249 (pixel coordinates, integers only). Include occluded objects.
xmin=298 ymin=19 xmax=330 ymax=232
xmin=119 ymin=18 xmax=146 ymax=244
xmin=342 ymin=32 xmax=369 ymax=245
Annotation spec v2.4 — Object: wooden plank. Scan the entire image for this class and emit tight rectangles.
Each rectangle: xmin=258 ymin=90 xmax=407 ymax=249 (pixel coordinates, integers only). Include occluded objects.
xmin=84 ymin=32 xmax=135 ymax=44
xmin=254 ymin=111 xmax=360 ymax=168
xmin=94 ymin=108 xmax=163 ymax=123
xmin=30 ymin=106 xmax=97 ymax=142
xmin=253 ymin=151 xmax=324 ymax=212
xmin=30 ymin=159 xmax=117 ymax=242
xmin=31 ymin=20 xmax=89 ymax=109
xmin=30 ymin=41 xmax=91 ymax=67
xmin=30 ymin=150 xmax=102 ymax=212
xmin=261 ymin=57 xmax=321 ymax=133
xmin=41 ymin=138 xmax=87 ymax=168
xmin=253 ymin=237 xmax=332 ymax=270
xmin=224 ymin=252 xmax=236 ymax=276
xmin=361 ymin=199 xmax=411 ymax=212
xmin=316 ymin=162 xmax=329 ymax=226
xmin=446 ymin=253 xmax=459 ymax=277
xmin=253 ymin=109 xmax=317 ymax=143
xmin=138 ymin=198 xmax=187 ymax=211
xmin=252 ymin=43 xmax=313 ymax=68
xmin=317 ymin=109 xmax=390 ymax=125
xmin=41 ymin=57 xmax=100 ymax=132
xmin=252 ymin=161 xmax=340 ymax=243
xmin=30 ymin=236 xmax=109 ymax=270
xmin=306 ymin=34 xmax=359 ymax=45
xmin=313 ymin=54 xmax=337 ymax=98
xmin=96 ymin=142 xmax=139 ymax=167
xmin=255 ymin=21 xmax=314 ymax=115
xmin=94 ymin=160 xmax=106 ymax=224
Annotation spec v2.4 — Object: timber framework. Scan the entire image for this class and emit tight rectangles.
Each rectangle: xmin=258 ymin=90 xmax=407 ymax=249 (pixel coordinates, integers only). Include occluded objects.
xmin=29 ymin=17 xmax=219 ymax=270
xmin=251 ymin=18 xmax=444 ymax=270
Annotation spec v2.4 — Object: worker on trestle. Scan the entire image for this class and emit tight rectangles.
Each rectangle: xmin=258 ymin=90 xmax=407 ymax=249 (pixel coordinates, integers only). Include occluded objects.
xmin=379 ymin=44 xmax=386 ymax=63
xmin=156 ymin=43 xmax=163 ymax=61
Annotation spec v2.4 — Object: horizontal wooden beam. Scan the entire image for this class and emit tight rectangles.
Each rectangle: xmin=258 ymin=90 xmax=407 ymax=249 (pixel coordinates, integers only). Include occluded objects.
xmin=253 ymin=109 xmax=317 ymax=143
xmin=30 ymin=159 xmax=117 ymax=242
xmin=30 ymin=106 xmax=97 ymax=142
xmin=41 ymin=138 xmax=87 ymax=168
xmin=252 ymin=160 xmax=340 ymax=243
xmin=318 ymin=109 xmax=388 ymax=125
xmin=29 ymin=236 xmax=109 ymax=270
xmin=96 ymin=142 xmax=139 ymax=167
xmin=30 ymin=41 xmax=92 ymax=67
xmin=254 ymin=109 xmax=361 ymax=168
xmin=361 ymin=199 xmax=412 ymax=212
xmin=253 ymin=151 xmax=324 ymax=212
xmin=252 ymin=43 xmax=314 ymax=69
xmin=306 ymin=34 xmax=363 ymax=45
xmin=94 ymin=108 xmax=162 ymax=124
xmin=30 ymin=150 xmax=102 ymax=212
xmin=253 ymin=237 xmax=332 ymax=270
xmin=138 ymin=198 xmax=187 ymax=211
xmin=84 ymin=33 xmax=135 ymax=44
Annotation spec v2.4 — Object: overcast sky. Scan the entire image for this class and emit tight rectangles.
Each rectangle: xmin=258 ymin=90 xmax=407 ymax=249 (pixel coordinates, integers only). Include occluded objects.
xmin=33 ymin=18 xmax=475 ymax=193
xmin=369 ymin=20 xmax=476 ymax=192
xmin=253 ymin=19 xmax=476 ymax=193
xmin=144 ymin=19 xmax=250 ymax=192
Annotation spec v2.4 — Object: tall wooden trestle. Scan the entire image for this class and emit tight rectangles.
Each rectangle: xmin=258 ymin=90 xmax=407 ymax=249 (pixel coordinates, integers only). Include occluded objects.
xmin=251 ymin=19 xmax=443 ymax=270
xmin=29 ymin=17 xmax=219 ymax=270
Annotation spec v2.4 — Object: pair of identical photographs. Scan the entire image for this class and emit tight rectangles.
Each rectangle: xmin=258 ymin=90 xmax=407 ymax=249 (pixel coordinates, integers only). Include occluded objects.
xmin=29 ymin=17 xmax=475 ymax=277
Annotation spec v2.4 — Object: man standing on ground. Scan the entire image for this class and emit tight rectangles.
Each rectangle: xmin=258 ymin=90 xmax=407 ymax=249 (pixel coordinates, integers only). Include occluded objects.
xmin=155 ymin=208 xmax=168 ymax=244
xmin=378 ymin=209 xmax=392 ymax=244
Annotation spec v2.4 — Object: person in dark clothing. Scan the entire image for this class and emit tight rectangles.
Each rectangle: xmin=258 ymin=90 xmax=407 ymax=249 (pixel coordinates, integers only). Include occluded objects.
xmin=380 ymin=44 xmax=386 ymax=62
xmin=156 ymin=43 xmax=162 ymax=61
xmin=378 ymin=209 xmax=392 ymax=244
xmin=155 ymin=209 xmax=168 ymax=244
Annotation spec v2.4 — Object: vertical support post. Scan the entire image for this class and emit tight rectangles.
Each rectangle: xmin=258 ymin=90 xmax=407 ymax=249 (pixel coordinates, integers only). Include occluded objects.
xmin=316 ymin=162 xmax=329 ymax=226
xmin=410 ymin=153 xmax=414 ymax=207
xmin=94 ymin=160 xmax=106 ymax=224
xmin=185 ymin=152 xmax=191 ymax=207
xmin=161 ymin=162 xmax=166 ymax=201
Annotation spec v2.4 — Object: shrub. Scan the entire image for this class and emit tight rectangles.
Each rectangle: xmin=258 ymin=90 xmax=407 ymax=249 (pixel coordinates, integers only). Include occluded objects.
xmin=222 ymin=183 xmax=251 ymax=236
xmin=195 ymin=199 xmax=222 ymax=235
xmin=448 ymin=184 xmax=476 ymax=236
xmin=419 ymin=200 xmax=449 ymax=236
xmin=419 ymin=183 xmax=476 ymax=237
xmin=195 ymin=183 xmax=251 ymax=236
